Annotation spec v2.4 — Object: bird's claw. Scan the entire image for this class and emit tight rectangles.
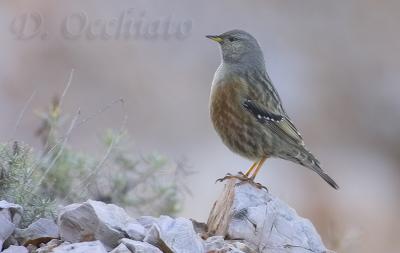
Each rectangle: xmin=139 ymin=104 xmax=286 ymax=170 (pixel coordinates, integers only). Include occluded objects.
xmin=250 ymin=181 xmax=269 ymax=191
xmin=216 ymin=173 xmax=268 ymax=191
xmin=215 ymin=173 xmax=233 ymax=183
xmin=215 ymin=172 xmax=246 ymax=183
xmin=234 ymin=178 xmax=268 ymax=191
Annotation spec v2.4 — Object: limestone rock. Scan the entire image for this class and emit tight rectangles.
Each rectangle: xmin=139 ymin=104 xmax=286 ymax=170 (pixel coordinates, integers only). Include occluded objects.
xmin=207 ymin=179 xmax=327 ymax=253
xmin=204 ymin=236 xmax=256 ymax=253
xmin=144 ymin=216 xmax=204 ymax=253
xmin=136 ymin=216 xmax=158 ymax=230
xmin=57 ymin=200 xmax=146 ymax=249
xmin=109 ymin=243 xmax=131 ymax=253
xmin=0 ymin=201 xmax=23 ymax=251
xmin=0 ymin=217 xmax=15 ymax=251
xmin=120 ymin=239 xmax=161 ymax=253
xmin=0 ymin=201 xmax=23 ymax=226
xmin=35 ymin=239 xmax=62 ymax=253
xmin=1 ymin=245 xmax=28 ymax=253
xmin=190 ymin=219 xmax=208 ymax=236
xmin=52 ymin=241 xmax=107 ymax=253
xmin=123 ymin=223 xmax=146 ymax=241
xmin=14 ymin=218 xmax=59 ymax=246
xmin=0 ymin=177 xmax=329 ymax=253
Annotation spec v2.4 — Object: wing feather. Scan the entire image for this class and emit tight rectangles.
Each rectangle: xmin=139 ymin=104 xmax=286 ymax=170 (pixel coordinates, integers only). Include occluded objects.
xmin=242 ymin=99 xmax=304 ymax=146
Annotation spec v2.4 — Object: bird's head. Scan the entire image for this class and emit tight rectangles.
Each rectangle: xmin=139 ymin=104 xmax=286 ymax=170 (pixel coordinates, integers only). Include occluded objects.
xmin=206 ymin=29 xmax=265 ymax=67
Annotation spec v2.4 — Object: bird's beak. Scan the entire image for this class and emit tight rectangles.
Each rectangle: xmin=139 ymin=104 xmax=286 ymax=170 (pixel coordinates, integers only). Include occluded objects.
xmin=206 ymin=35 xmax=223 ymax=43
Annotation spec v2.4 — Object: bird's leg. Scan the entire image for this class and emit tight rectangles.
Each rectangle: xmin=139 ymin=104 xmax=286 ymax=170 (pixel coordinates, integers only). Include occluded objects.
xmin=244 ymin=161 xmax=259 ymax=177
xmin=216 ymin=160 xmax=258 ymax=183
xmin=234 ymin=157 xmax=268 ymax=190
xmin=249 ymin=157 xmax=267 ymax=180
xmin=216 ymin=157 xmax=268 ymax=191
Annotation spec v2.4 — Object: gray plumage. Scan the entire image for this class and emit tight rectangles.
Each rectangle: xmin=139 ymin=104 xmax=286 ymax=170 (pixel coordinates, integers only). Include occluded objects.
xmin=207 ymin=29 xmax=338 ymax=189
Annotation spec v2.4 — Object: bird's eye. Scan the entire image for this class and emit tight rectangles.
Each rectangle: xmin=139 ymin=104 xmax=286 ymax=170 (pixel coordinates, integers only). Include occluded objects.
xmin=228 ymin=37 xmax=238 ymax=42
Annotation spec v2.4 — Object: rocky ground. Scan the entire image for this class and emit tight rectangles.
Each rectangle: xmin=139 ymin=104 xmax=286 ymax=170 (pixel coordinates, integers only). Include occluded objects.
xmin=0 ymin=179 xmax=328 ymax=253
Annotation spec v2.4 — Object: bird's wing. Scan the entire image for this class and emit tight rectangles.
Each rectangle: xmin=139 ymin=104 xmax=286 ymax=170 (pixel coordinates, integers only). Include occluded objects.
xmin=246 ymin=70 xmax=286 ymax=114
xmin=242 ymin=99 xmax=305 ymax=146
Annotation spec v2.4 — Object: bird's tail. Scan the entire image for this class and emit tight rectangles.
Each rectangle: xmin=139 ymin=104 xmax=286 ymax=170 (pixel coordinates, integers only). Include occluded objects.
xmin=285 ymin=147 xmax=339 ymax=190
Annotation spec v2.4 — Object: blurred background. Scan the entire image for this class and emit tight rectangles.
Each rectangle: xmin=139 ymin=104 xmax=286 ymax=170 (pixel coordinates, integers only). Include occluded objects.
xmin=1 ymin=0 xmax=399 ymax=252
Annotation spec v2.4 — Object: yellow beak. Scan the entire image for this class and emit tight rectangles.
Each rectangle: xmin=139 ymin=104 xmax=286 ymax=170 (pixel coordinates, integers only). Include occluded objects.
xmin=206 ymin=35 xmax=223 ymax=43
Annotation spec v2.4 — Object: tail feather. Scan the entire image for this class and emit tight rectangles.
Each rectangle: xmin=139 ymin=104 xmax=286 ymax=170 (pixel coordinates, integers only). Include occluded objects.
xmin=289 ymin=148 xmax=339 ymax=190
xmin=310 ymin=162 xmax=339 ymax=190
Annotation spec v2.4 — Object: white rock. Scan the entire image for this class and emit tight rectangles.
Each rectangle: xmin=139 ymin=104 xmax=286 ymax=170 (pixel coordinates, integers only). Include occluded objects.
xmin=57 ymin=200 xmax=146 ymax=249
xmin=0 ymin=216 xmax=15 ymax=251
xmin=120 ymin=239 xmax=161 ymax=253
xmin=136 ymin=216 xmax=158 ymax=230
xmin=204 ymin=236 xmax=226 ymax=251
xmin=1 ymin=245 xmax=28 ymax=253
xmin=144 ymin=216 xmax=204 ymax=253
xmin=52 ymin=241 xmax=107 ymax=253
xmin=231 ymin=241 xmax=257 ymax=253
xmin=123 ymin=223 xmax=146 ymax=241
xmin=0 ymin=201 xmax=23 ymax=226
xmin=0 ymin=201 xmax=23 ymax=251
xmin=207 ymin=180 xmax=327 ymax=253
xmin=109 ymin=243 xmax=131 ymax=253
xmin=14 ymin=218 xmax=59 ymax=245
xmin=35 ymin=239 xmax=62 ymax=253
xmin=204 ymin=236 xmax=252 ymax=253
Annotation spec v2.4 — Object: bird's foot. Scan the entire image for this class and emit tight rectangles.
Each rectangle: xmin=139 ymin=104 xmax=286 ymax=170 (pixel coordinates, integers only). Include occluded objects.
xmin=236 ymin=178 xmax=268 ymax=191
xmin=216 ymin=172 xmax=268 ymax=191
xmin=216 ymin=172 xmax=247 ymax=183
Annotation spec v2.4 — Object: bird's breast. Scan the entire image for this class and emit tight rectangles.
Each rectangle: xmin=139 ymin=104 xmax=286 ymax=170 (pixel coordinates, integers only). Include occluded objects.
xmin=209 ymin=78 xmax=267 ymax=160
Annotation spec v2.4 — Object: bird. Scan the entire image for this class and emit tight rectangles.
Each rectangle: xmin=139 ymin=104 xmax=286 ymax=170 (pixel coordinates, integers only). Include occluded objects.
xmin=206 ymin=29 xmax=339 ymax=189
